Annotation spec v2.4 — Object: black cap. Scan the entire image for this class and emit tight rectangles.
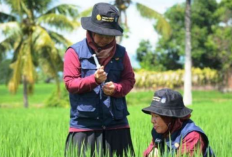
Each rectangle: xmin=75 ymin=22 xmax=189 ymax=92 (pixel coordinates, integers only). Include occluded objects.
xmin=142 ymin=89 xmax=192 ymax=118
xmin=81 ymin=3 xmax=123 ymax=36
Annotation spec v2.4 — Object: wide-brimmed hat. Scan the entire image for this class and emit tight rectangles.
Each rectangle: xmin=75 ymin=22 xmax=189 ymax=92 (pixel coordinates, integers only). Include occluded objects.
xmin=81 ymin=3 xmax=123 ymax=36
xmin=142 ymin=88 xmax=192 ymax=118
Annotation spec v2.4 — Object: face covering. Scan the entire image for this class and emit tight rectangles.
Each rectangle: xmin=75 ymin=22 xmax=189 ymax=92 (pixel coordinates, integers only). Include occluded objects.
xmin=86 ymin=31 xmax=116 ymax=66
xmin=161 ymin=114 xmax=191 ymax=138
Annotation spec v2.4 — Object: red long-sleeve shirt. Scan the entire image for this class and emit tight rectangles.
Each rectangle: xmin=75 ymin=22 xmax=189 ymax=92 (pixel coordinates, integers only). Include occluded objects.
xmin=143 ymin=131 xmax=206 ymax=157
xmin=63 ymin=48 xmax=135 ymax=98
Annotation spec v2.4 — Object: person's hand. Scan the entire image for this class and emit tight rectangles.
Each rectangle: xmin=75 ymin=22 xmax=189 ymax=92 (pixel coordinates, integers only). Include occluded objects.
xmin=94 ymin=66 xmax=107 ymax=84
xmin=148 ymin=148 xmax=159 ymax=157
xmin=103 ymin=81 xmax=115 ymax=96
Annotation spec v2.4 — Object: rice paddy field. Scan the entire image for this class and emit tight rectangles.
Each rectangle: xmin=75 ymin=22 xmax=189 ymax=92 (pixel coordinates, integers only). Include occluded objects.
xmin=0 ymin=84 xmax=232 ymax=157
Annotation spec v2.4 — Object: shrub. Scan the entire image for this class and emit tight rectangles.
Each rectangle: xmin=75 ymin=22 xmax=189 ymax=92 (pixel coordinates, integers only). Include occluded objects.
xmin=135 ymin=68 xmax=219 ymax=89
xmin=45 ymin=87 xmax=69 ymax=108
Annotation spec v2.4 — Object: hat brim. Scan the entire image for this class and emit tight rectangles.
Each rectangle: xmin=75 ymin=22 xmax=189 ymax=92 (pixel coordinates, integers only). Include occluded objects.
xmin=142 ymin=106 xmax=192 ymax=118
xmin=81 ymin=17 xmax=123 ymax=36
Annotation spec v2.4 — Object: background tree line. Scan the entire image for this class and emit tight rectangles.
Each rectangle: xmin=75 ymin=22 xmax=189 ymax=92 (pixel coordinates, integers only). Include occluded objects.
xmin=1 ymin=0 xmax=231 ymax=108
xmin=136 ymin=0 xmax=232 ymax=91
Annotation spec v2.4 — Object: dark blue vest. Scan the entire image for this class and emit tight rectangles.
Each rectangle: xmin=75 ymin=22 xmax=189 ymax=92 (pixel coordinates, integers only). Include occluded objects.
xmin=152 ymin=119 xmax=215 ymax=157
xmin=68 ymin=39 xmax=129 ymax=129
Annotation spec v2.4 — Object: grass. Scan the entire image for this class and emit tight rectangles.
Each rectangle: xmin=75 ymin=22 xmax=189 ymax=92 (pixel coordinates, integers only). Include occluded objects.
xmin=0 ymin=83 xmax=57 ymax=107
xmin=0 ymin=83 xmax=232 ymax=156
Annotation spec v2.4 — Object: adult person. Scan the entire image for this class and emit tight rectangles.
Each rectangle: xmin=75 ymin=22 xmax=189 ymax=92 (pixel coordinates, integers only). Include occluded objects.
xmin=63 ymin=2 xmax=135 ymax=157
xmin=142 ymin=88 xmax=215 ymax=157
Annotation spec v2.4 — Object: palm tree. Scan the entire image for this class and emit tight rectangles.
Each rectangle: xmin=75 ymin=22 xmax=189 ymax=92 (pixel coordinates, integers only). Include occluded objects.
xmin=114 ymin=0 xmax=131 ymax=27
xmin=135 ymin=3 xmax=172 ymax=39
xmin=0 ymin=0 xmax=90 ymax=108
xmin=113 ymin=0 xmax=171 ymax=40
xmin=183 ymin=0 xmax=192 ymax=105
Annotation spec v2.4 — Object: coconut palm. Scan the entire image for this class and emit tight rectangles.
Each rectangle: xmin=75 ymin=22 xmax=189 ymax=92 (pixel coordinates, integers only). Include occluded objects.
xmin=183 ymin=0 xmax=192 ymax=105
xmin=113 ymin=0 xmax=171 ymax=39
xmin=135 ymin=3 xmax=172 ymax=39
xmin=114 ymin=0 xmax=131 ymax=27
xmin=0 ymin=0 xmax=91 ymax=108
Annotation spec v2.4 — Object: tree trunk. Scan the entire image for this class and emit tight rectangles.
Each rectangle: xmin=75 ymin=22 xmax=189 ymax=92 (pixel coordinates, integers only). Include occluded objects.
xmin=183 ymin=0 xmax=192 ymax=105
xmin=227 ymin=70 xmax=232 ymax=90
xmin=220 ymin=68 xmax=232 ymax=92
xmin=23 ymin=75 xmax=29 ymax=108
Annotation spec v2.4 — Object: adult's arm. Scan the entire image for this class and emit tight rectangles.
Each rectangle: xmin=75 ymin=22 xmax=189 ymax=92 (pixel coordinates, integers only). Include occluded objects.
xmin=63 ymin=48 xmax=99 ymax=94
xmin=143 ymin=140 xmax=157 ymax=157
xmin=112 ymin=51 xmax=135 ymax=98
xmin=178 ymin=131 xmax=205 ymax=157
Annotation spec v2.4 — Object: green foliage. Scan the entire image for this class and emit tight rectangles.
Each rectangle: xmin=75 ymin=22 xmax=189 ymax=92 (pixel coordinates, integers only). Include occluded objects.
xmin=136 ymin=40 xmax=158 ymax=71
xmin=135 ymin=0 xmax=232 ymax=90
xmin=136 ymin=3 xmax=171 ymax=39
xmin=0 ymin=83 xmax=56 ymax=107
xmin=135 ymin=68 xmax=219 ymax=89
xmin=153 ymin=0 xmax=220 ymax=69
xmin=205 ymin=0 xmax=232 ymax=89
xmin=126 ymin=90 xmax=154 ymax=106
xmin=0 ymin=0 xmax=87 ymax=107
xmin=45 ymin=87 xmax=69 ymax=108
xmin=0 ymin=68 xmax=220 ymax=108
xmin=208 ymin=1 xmax=232 ymax=71
xmin=136 ymin=40 xmax=182 ymax=71
xmin=121 ymin=23 xmax=130 ymax=39
xmin=113 ymin=0 xmax=171 ymax=42
xmin=0 ymin=59 xmax=11 ymax=84
xmin=1 ymin=90 xmax=232 ymax=156
xmin=0 ymin=83 xmax=70 ymax=108
xmin=45 ymin=4 xmax=80 ymax=18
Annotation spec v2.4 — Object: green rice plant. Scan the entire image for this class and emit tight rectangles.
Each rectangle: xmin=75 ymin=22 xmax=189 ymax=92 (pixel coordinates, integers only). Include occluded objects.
xmin=0 ymin=90 xmax=232 ymax=156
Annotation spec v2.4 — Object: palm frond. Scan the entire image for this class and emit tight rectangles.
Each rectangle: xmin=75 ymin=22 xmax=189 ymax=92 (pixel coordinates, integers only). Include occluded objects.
xmin=136 ymin=3 xmax=172 ymax=39
xmin=0 ymin=12 xmax=17 ymax=22
xmin=8 ymin=42 xmax=24 ymax=93
xmin=38 ymin=46 xmax=62 ymax=93
xmin=32 ymin=26 xmax=56 ymax=52
xmin=3 ymin=0 xmax=22 ymax=14
xmin=11 ymin=38 xmax=23 ymax=63
xmin=24 ymin=0 xmax=52 ymax=14
xmin=22 ymin=39 xmax=35 ymax=84
xmin=75 ymin=7 xmax=92 ymax=19
xmin=8 ymin=37 xmax=36 ymax=94
xmin=0 ymin=21 xmax=22 ymax=37
xmin=8 ymin=63 xmax=22 ymax=94
xmin=0 ymin=35 xmax=15 ymax=54
xmin=32 ymin=26 xmax=62 ymax=93
xmin=0 ymin=22 xmax=22 ymax=61
xmin=37 ymin=13 xmax=80 ymax=31
xmin=45 ymin=4 xmax=80 ymax=18
xmin=32 ymin=26 xmax=62 ymax=71
xmin=20 ymin=1 xmax=32 ymax=19
xmin=3 ymin=0 xmax=51 ymax=15
xmin=48 ymin=31 xmax=73 ymax=48
xmin=39 ymin=46 xmax=62 ymax=76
